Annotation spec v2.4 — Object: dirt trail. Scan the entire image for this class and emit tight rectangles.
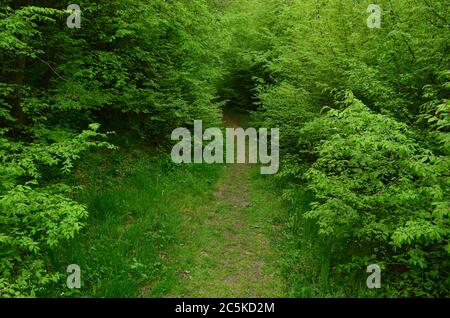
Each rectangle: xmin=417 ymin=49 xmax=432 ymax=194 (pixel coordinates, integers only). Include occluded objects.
xmin=150 ymin=112 xmax=285 ymax=297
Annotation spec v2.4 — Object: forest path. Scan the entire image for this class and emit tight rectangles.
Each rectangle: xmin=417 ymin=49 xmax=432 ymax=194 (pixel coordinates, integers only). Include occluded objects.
xmin=146 ymin=111 xmax=286 ymax=297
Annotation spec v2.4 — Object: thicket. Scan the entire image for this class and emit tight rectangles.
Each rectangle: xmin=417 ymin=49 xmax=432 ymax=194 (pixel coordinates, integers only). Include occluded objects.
xmin=0 ymin=0 xmax=223 ymax=297
xmin=220 ymin=0 xmax=449 ymax=296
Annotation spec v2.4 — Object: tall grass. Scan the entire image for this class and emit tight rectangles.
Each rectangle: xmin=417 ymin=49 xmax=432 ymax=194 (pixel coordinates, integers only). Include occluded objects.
xmin=47 ymin=144 xmax=222 ymax=297
xmin=276 ymin=183 xmax=385 ymax=297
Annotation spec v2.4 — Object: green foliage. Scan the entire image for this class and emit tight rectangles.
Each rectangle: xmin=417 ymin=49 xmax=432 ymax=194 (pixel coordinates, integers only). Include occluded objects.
xmin=0 ymin=123 xmax=113 ymax=297
xmin=0 ymin=0 xmax=224 ymax=297
xmin=0 ymin=185 xmax=86 ymax=297
xmin=47 ymin=145 xmax=222 ymax=297
xmin=417 ymin=70 xmax=450 ymax=155
xmin=1 ymin=0 xmax=223 ymax=137
xmin=219 ymin=0 xmax=450 ymax=297
xmin=1 ymin=0 xmax=449 ymax=298
xmin=301 ymin=99 xmax=449 ymax=296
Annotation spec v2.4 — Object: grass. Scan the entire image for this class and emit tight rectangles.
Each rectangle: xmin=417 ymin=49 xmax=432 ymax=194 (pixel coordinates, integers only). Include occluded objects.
xmin=47 ymin=142 xmax=222 ymax=297
xmin=147 ymin=162 xmax=286 ymax=297
xmin=46 ymin=111 xmax=293 ymax=298
xmin=274 ymin=183 xmax=384 ymax=297
xmin=44 ymin=111 xmax=380 ymax=298
xmin=140 ymin=110 xmax=288 ymax=297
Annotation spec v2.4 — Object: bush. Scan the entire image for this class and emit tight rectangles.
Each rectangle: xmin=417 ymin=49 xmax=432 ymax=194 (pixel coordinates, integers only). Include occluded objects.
xmin=0 ymin=124 xmax=113 ymax=297
xmin=300 ymin=98 xmax=449 ymax=296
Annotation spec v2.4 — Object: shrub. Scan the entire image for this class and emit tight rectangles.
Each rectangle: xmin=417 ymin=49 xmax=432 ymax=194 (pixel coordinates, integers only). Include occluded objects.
xmin=0 ymin=124 xmax=113 ymax=297
xmin=300 ymin=98 xmax=449 ymax=296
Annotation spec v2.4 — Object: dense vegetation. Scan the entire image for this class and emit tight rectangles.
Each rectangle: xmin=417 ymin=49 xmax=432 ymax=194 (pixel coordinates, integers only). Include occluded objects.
xmin=230 ymin=0 xmax=449 ymax=297
xmin=1 ymin=0 xmax=448 ymax=297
